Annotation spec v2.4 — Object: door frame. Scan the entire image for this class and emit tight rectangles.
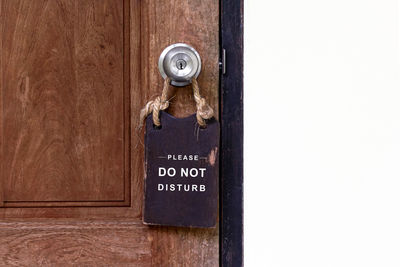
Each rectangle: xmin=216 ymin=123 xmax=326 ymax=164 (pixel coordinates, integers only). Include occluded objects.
xmin=220 ymin=0 xmax=244 ymax=266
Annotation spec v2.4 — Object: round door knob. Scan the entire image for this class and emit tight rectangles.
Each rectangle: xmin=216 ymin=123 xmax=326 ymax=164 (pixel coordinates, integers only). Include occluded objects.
xmin=158 ymin=43 xmax=202 ymax=87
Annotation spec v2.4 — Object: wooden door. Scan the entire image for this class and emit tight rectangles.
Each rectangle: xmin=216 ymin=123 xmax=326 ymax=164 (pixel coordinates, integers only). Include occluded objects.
xmin=0 ymin=0 xmax=219 ymax=265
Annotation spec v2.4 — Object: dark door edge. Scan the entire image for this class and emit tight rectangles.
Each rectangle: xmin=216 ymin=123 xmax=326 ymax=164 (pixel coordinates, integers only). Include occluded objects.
xmin=219 ymin=0 xmax=244 ymax=266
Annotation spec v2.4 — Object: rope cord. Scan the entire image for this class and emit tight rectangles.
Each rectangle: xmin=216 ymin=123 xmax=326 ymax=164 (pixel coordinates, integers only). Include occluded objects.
xmin=139 ymin=78 xmax=213 ymax=128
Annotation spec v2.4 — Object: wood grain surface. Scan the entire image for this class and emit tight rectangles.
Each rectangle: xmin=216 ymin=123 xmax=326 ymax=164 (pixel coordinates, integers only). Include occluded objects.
xmin=1 ymin=0 xmax=129 ymax=205
xmin=0 ymin=0 xmax=219 ymax=265
xmin=139 ymin=0 xmax=219 ymax=265
xmin=0 ymin=219 xmax=152 ymax=266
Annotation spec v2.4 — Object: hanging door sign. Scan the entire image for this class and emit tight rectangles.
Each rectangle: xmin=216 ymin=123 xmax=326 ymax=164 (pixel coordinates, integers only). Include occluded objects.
xmin=143 ymin=111 xmax=219 ymax=228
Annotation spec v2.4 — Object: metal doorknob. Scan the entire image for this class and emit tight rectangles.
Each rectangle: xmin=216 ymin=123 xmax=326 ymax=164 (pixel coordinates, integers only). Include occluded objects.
xmin=158 ymin=43 xmax=201 ymax=87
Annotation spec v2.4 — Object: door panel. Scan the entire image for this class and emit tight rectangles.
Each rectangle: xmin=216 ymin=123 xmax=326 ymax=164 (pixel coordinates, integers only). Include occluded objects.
xmin=0 ymin=0 xmax=219 ymax=265
xmin=0 ymin=220 xmax=152 ymax=266
xmin=1 ymin=0 xmax=130 ymax=206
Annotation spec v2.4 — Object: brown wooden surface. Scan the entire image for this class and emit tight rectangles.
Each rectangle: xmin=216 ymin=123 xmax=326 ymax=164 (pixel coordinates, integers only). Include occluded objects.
xmin=1 ymin=0 xmax=129 ymax=206
xmin=0 ymin=219 xmax=152 ymax=266
xmin=0 ymin=0 xmax=219 ymax=265
xmin=139 ymin=1 xmax=219 ymax=265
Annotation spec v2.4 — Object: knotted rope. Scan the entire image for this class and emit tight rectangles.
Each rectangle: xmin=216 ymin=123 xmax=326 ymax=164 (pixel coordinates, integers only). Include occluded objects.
xmin=191 ymin=78 xmax=214 ymax=127
xmin=139 ymin=78 xmax=214 ymax=128
xmin=139 ymin=78 xmax=171 ymax=128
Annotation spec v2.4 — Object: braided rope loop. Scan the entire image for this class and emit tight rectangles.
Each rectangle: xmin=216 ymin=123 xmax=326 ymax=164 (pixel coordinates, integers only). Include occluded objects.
xmin=139 ymin=78 xmax=213 ymax=128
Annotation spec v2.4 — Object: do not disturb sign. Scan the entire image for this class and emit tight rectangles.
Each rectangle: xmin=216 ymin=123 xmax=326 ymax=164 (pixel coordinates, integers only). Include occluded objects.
xmin=143 ymin=111 xmax=219 ymax=228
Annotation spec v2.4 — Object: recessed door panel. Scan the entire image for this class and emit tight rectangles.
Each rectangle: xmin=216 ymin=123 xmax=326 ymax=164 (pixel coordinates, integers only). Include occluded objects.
xmin=0 ymin=0 xmax=130 ymax=206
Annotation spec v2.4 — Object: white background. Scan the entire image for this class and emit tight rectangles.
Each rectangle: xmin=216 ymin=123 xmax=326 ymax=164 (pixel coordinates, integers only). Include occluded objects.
xmin=244 ymin=0 xmax=400 ymax=266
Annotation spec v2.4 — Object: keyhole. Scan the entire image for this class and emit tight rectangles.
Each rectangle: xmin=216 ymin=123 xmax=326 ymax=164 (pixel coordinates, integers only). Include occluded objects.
xmin=176 ymin=59 xmax=187 ymax=70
